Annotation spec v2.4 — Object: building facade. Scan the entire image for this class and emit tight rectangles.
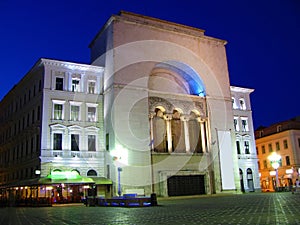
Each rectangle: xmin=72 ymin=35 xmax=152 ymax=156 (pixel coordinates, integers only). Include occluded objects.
xmin=255 ymin=117 xmax=300 ymax=192
xmin=0 ymin=59 xmax=110 ymax=204
xmin=231 ymin=86 xmax=260 ymax=192
xmin=0 ymin=11 xmax=260 ymax=204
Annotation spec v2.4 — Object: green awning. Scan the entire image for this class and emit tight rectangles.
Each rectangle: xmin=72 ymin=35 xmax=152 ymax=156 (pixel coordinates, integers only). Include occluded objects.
xmin=38 ymin=177 xmax=94 ymax=185
xmin=91 ymin=177 xmax=113 ymax=185
xmin=0 ymin=175 xmax=112 ymax=188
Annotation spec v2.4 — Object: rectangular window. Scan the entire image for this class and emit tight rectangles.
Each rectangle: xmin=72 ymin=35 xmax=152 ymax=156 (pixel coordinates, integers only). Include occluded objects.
xmin=88 ymin=81 xmax=96 ymax=94
xmin=263 ymin=160 xmax=268 ymax=169
xmin=54 ymin=104 xmax=63 ymax=120
xmin=70 ymin=105 xmax=80 ymax=121
xmin=244 ymin=141 xmax=250 ymax=154
xmin=31 ymin=137 xmax=34 ymax=153
xmin=298 ymin=138 xmax=300 ymax=148
xmin=283 ymin=140 xmax=288 ymax=149
xmin=277 ymin=125 xmax=282 ymax=132
xmin=106 ymin=133 xmax=109 ymax=151
xmin=232 ymin=97 xmax=237 ymax=109
xmin=87 ymin=107 xmax=96 ymax=122
xmin=55 ymin=77 xmax=64 ymax=90
xmin=36 ymin=134 xmax=40 ymax=152
xmin=239 ymin=98 xmax=246 ymax=110
xmin=275 ymin=142 xmax=280 ymax=151
xmin=53 ymin=133 xmax=62 ymax=150
xmin=241 ymin=119 xmax=249 ymax=131
xmin=236 ymin=141 xmax=241 ymax=154
xmin=234 ymin=118 xmax=239 ymax=131
xmin=32 ymin=109 xmax=35 ymax=124
xmin=268 ymin=143 xmax=273 ymax=152
xmin=88 ymin=135 xmax=96 ymax=151
xmin=37 ymin=106 xmax=40 ymax=120
xmin=286 ymin=156 xmax=290 ymax=166
xmin=262 ymin=145 xmax=265 ymax=154
xmin=72 ymin=79 xmax=80 ymax=92
xmin=71 ymin=134 xmax=79 ymax=151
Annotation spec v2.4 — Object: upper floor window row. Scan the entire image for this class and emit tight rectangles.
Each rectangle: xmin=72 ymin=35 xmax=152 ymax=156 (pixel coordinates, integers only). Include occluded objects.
xmin=52 ymin=100 xmax=98 ymax=122
xmin=54 ymin=73 xmax=100 ymax=94
xmin=232 ymin=97 xmax=247 ymax=110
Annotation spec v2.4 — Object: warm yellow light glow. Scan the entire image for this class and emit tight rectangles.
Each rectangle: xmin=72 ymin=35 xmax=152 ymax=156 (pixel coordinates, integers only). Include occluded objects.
xmin=268 ymin=152 xmax=281 ymax=169
xmin=270 ymin=171 xmax=276 ymax=176
xmin=46 ymin=186 xmax=53 ymax=191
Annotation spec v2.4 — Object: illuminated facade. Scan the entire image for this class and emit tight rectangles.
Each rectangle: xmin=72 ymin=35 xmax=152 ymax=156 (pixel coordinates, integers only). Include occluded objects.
xmin=0 ymin=59 xmax=109 ymax=204
xmin=90 ymin=11 xmax=257 ymax=197
xmin=231 ymin=86 xmax=260 ymax=192
xmin=255 ymin=117 xmax=300 ymax=191
xmin=0 ymin=11 xmax=260 ymax=203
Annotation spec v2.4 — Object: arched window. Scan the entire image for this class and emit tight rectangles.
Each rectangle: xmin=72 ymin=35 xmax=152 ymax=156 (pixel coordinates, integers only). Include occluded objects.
xmin=71 ymin=169 xmax=80 ymax=175
xmin=87 ymin=169 xmax=97 ymax=177
xmin=171 ymin=109 xmax=185 ymax=153
xmin=247 ymin=168 xmax=254 ymax=192
xmin=188 ymin=112 xmax=202 ymax=153
xmin=153 ymin=107 xmax=167 ymax=153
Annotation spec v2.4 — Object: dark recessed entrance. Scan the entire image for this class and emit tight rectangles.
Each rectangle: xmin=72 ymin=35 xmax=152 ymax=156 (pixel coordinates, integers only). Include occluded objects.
xmin=167 ymin=175 xmax=205 ymax=196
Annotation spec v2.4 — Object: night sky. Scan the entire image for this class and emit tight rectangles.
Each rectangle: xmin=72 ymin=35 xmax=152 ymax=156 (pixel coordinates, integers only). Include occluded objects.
xmin=1 ymin=0 xmax=299 ymax=129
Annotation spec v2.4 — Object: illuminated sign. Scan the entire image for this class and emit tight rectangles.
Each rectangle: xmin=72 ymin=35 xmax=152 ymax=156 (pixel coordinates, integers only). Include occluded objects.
xmin=49 ymin=170 xmax=80 ymax=180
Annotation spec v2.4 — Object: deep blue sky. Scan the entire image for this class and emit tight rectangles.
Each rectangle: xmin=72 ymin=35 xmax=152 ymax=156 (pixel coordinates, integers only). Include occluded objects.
xmin=1 ymin=0 xmax=299 ymax=129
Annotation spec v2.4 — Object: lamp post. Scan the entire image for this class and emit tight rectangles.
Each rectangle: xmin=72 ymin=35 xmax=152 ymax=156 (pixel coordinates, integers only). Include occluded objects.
xmin=268 ymin=152 xmax=281 ymax=191
xmin=117 ymin=167 xmax=122 ymax=196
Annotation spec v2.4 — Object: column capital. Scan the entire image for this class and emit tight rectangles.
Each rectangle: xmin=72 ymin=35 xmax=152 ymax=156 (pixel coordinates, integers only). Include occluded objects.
xmin=180 ymin=115 xmax=190 ymax=122
xmin=164 ymin=114 xmax=173 ymax=121
xmin=197 ymin=117 xmax=207 ymax=123
xmin=149 ymin=112 xmax=156 ymax=119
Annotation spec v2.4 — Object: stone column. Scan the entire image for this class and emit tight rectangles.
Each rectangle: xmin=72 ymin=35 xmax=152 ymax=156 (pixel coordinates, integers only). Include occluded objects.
xmin=164 ymin=114 xmax=173 ymax=153
xmin=198 ymin=117 xmax=207 ymax=153
xmin=149 ymin=112 xmax=156 ymax=151
xmin=180 ymin=115 xmax=190 ymax=153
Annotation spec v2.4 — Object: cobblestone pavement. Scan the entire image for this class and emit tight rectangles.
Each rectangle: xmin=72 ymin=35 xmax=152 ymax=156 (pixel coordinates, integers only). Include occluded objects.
xmin=1 ymin=192 xmax=300 ymax=225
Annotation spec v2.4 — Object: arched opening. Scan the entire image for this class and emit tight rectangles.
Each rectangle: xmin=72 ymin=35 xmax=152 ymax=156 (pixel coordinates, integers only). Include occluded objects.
xmin=87 ymin=169 xmax=97 ymax=177
xmin=188 ymin=111 xmax=202 ymax=153
xmin=71 ymin=169 xmax=80 ymax=175
xmin=171 ymin=109 xmax=185 ymax=153
xmin=239 ymin=169 xmax=245 ymax=193
xmin=149 ymin=61 xmax=206 ymax=96
xmin=153 ymin=107 xmax=167 ymax=152
xmin=247 ymin=168 xmax=254 ymax=192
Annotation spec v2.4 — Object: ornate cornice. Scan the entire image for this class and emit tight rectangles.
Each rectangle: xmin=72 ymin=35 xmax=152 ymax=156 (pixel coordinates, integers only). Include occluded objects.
xmin=40 ymin=58 xmax=104 ymax=73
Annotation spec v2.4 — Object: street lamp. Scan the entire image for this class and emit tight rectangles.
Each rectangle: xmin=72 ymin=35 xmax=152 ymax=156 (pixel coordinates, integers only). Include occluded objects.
xmin=268 ymin=152 xmax=281 ymax=191
xmin=117 ymin=167 xmax=122 ymax=196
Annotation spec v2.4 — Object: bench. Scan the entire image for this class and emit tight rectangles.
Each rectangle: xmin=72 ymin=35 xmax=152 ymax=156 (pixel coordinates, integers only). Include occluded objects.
xmin=97 ymin=197 xmax=152 ymax=207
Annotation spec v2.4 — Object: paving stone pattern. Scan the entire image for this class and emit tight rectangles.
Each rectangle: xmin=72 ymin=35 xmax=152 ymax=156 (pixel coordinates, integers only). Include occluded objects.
xmin=0 ymin=192 xmax=300 ymax=225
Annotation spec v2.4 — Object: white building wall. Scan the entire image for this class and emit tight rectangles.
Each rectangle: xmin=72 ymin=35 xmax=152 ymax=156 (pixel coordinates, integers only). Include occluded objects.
xmin=39 ymin=59 xmax=105 ymax=178
xmin=91 ymin=12 xmax=241 ymax=195
xmin=231 ymin=86 xmax=260 ymax=192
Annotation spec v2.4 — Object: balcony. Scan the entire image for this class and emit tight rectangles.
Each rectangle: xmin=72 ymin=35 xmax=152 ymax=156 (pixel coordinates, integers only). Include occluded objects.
xmin=41 ymin=149 xmax=102 ymax=159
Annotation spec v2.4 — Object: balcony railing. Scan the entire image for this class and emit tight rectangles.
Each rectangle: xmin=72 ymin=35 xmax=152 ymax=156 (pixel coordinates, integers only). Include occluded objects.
xmin=41 ymin=149 xmax=102 ymax=159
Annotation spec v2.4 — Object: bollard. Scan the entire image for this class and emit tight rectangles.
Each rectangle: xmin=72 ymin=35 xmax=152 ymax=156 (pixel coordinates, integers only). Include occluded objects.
xmin=150 ymin=193 xmax=157 ymax=206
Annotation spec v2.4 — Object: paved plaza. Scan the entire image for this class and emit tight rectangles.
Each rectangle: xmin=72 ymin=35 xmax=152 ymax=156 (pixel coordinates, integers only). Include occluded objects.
xmin=1 ymin=192 xmax=300 ymax=225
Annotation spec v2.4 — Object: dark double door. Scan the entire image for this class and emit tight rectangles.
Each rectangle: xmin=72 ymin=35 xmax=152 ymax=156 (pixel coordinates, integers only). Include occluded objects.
xmin=167 ymin=175 xmax=205 ymax=196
